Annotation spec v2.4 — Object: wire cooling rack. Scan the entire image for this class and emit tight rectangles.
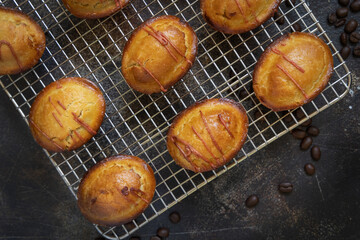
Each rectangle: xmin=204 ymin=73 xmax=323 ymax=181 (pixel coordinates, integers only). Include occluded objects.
xmin=0 ymin=0 xmax=351 ymax=239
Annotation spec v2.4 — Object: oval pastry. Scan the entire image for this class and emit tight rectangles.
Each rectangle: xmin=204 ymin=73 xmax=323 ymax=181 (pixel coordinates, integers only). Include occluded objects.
xmin=29 ymin=77 xmax=106 ymax=152
xmin=77 ymin=155 xmax=156 ymax=226
xmin=200 ymin=0 xmax=281 ymax=34
xmin=121 ymin=15 xmax=198 ymax=94
xmin=61 ymin=0 xmax=130 ymax=19
xmin=0 ymin=7 xmax=46 ymax=75
xmin=167 ymin=98 xmax=248 ymax=172
xmin=253 ymin=32 xmax=334 ymax=111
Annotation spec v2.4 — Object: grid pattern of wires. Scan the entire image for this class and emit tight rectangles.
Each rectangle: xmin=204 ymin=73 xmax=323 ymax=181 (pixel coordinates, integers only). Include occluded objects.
xmin=0 ymin=0 xmax=351 ymax=239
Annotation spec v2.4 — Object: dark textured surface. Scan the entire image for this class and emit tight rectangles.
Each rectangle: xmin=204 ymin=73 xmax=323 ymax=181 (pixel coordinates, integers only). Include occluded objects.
xmin=0 ymin=0 xmax=359 ymax=239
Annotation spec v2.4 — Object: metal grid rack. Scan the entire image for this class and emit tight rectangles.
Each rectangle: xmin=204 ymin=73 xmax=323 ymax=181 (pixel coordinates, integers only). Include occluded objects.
xmin=0 ymin=0 xmax=351 ymax=239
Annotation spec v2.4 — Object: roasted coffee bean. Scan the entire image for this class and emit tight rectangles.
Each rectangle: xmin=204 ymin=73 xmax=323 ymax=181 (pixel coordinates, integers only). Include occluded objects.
xmin=239 ymin=89 xmax=249 ymax=99
xmin=300 ymin=136 xmax=313 ymax=150
xmin=284 ymin=114 xmax=293 ymax=123
xmin=336 ymin=7 xmax=349 ymax=18
xmin=307 ymin=126 xmax=320 ymax=136
xmin=328 ymin=13 xmax=338 ymax=25
xmin=311 ymin=146 xmax=321 ymax=161
xmin=245 ymin=195 xmax=259 ymax=208
xmin=274 ymin=11 xmax=285 ymax=25
xmin=286 ymin=0 xmax=296 ymax=7
xmin=350 ymin=0 xmax=360 ymax=12
xmin=340 ymin=32 xmax=348 ymax=45
xmin=345 ymin=19 xmax=358 ymax=33
xmin=291 ymin=129 xmax=307 ymax=139
xmin=150 ymin=237 xmax=161 ymax=240
xmin=278 ymin=183 xmax=293 ymax=193
xmin=354 ymin=46 xmax=360 ymax=57
xmin=295 ymin=108 xmax=305 ymax=120
xmin=157 ymin=227 xmax=170 ymax=238
xmin=335 ymin=18 xmax=347 ymax=27
xmin=350 ymin=32 xmax=360 ymax=43
xmin=339 ymin=0 xmax=350 ymax=6
xmin=169 ymin=211 xmax=181 ymax=224
xmin=129 ymin=237 xmax=140 ymax=240
xmin=340 ymin=46 xmax=351 ymax=59
xmin=304 ymin=163 xmax=315 ymax=175
xmin=254 ymin=110 xmax=264 ymax=122
xmin=292 ymin=22 xmax=302 ymax=32
xmin=301 ymin=118 xmax=312 ymax=127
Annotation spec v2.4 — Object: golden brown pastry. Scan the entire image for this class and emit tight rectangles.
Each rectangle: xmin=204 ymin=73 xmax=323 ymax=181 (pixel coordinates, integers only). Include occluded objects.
xmin=0 ymin=7 xmax=46 ymax=75
xmin=61 ymin=0 xmax=130 ymax=19
xmin=77 ymin=155 xmax=156 ymax=226
xmin=253 ymin=32 xmax=334 ymax=111
xmin=200 ymin=0 xmax=281 ymax=34
xmin=29 ymin=77 xmax=106 ymax=152
xmin=121 ymin=15 xmax=198 ymax=94
xmin=167 ymin=98 xmax=248 ymax=172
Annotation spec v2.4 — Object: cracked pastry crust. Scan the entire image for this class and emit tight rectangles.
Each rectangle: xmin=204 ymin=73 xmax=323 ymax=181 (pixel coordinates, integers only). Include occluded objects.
xmin=0 ymin=7 xmax=46 ymax=75
xmin=29 ymin=77 xmax=106 ymax=152
xmin=121 ymin=15 xmax=198 ymax=94
xmin=200 ymin=0 xmax=281 ymax=34
xmin=77 ymin=155 xmax=156 ymax=226
xmin=253 ymin=32 xmax=334 ymax=111
xmin=167 ymin=98 xmax=248 ymax=173
xmin=61 ymin=0 xmax=130 ymax=19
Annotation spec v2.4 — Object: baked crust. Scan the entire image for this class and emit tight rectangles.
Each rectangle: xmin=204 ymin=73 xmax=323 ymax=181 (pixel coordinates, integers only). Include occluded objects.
xmin=167 ymin=98 xmax=248 ymax=172
xmin=61 ymin=0 xmax=130 ymax=19
xmin=29 ymin=77 xmax=106 ymax=152
xmin=121 ymin=15 xmax=198 ymax=94
xmin=77 ymin=155 xmax=156 ymax=226
xmin=0 ymin=7 xmax=46 ymax=75
xmin=200 ymin=0 xmax=281 ymax=34
xmin=253 ymin=32 xmax=334 ymax=111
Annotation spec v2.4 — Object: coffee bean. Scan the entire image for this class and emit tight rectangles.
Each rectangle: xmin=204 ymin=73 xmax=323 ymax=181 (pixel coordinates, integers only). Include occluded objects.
xmin=304 ymin=163 xmax=315 ymax=175
xmin=291 ymin=129 xmax=307 ymax=139
xmin=335 ymin=18 xmax=347 ymax=27
xmin=245 ymin=195 xmax=259 ymax=208
xmin=254 ymin=110 xmax=264 ymax=122
xmin=311 ymin=146 xmax=321 ymax=161
xmin=340 ymin=32 xmax=348 ymax=45
xmin=340 ymin=46 xmax=351 ymax=59
xmin=239 ymin=89 xmax=249 ymax=99
xmin=354 ymin=46 xmax=360 ymax=57
xmin=301 ymin=118 xmax=312 ymax=127
xmin=300 ymin=136 xmax=313 ymax=150
xmin=285 ymin=0 xmax=296 ymax=7
xmin=150 ymin=237 xmax=161 ymax=240
xmin=350 ymin=32 xmax=360 ymax=43
xmin=292 ymin=22 xmax=302 ymax=32
xmin=295 ymin=108 xmax=305 ymax=120
xmin=350 ymin=0 xmax=360 ymax=12
xmin=339 ymin=0 xmax=350 ymax=6
xmin=307 ymin=126 xmax=320 ymax=136
xmin=129 ymin=237 xmax=141 ymax=240
xmin=157 ymin=227 xmax=170 ymax=238
xmin=328 ymin=13 xmax=338 ymax=25
xmin=336 ymin=7 xmax=349 ymax=18
xmin=278 ymin=183 xmax=293 ymax=193
xmin=274 ymin=11 xmax=285 ymax=25
xmin=169 ymin=211 xmax=181 ymax=224
xmin=124 ymin=221 xmax=136 ymax=230
xmin=345 ymin=19 xmax=358 ymax=33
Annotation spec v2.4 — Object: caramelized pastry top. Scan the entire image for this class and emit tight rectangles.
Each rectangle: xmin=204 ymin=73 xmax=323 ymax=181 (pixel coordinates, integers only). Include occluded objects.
xmin=253 ymin=32 xmax=334 ymax=111
xmin=121 ymin=15 xmax=198 ymax=94
xmin=61 ymin=0 xmax=130 ymax=19
xmin=77 ymin=155 xmax=156 ymax=226
xmin=29 ymin=77 xmax=106 ymax=152
xmin=0 ymin=7 xmax=46 ymax=75
xmin=167 ymin=98 xmax=248 ymax=172
xmin=200 ymin=0 xmax=281 ymax=34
